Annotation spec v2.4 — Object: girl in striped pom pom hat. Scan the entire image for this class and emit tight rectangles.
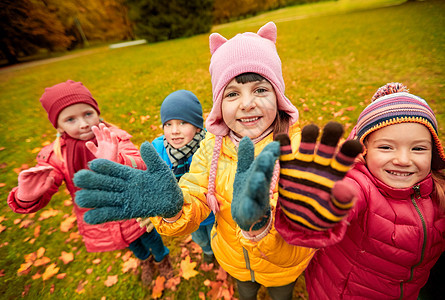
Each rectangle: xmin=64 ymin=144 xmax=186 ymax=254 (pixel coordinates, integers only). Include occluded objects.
xmin=277 ymin=83 xmax=445 ymax=299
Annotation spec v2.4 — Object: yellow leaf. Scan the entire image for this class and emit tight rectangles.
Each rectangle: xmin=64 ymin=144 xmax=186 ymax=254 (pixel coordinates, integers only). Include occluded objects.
xmin=17 ymin=262 xmax=33 ymax=274
xmin=39 ymin=208 xmax=59 ymax=221
xmin=31 ymin=147 xmax=42 ymax=153
xmin=36 ymin=247 xmax=45 ymax=258
xmin=42 ymin=263 xmax=59 ymax=281
xmin=180 ymin=255 xmax=198 ymax=280
xmin=121 ymin=258 xmax=138 ymax=273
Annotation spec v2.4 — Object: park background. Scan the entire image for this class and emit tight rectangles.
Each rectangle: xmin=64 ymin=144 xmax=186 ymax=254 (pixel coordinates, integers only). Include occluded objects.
xmin=0 ymin=0 xmax=444 ymax=299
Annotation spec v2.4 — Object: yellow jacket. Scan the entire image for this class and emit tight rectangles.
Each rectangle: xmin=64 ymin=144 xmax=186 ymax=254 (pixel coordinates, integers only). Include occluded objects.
xmin=152 ymin=123 xmax=315 ymax=287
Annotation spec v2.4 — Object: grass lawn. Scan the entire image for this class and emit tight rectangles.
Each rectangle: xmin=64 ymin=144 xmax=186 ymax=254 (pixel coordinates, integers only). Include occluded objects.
xmin=0 ymin=0 xmax=444 ymax=299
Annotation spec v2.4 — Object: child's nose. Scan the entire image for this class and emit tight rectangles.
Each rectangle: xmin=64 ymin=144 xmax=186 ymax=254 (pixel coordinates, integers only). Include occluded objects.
xmin=393 ymin=149 xmax=411 ymax=166
xmin=79 ymin=118 xmax=89 ymax=128
xmin=240 ymin=95 xmax=255 ymax=110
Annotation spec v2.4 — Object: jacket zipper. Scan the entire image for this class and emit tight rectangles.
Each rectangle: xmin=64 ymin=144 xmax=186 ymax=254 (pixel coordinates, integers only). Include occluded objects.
xmin=399 ymin=184 xmax=426 ymax=299
xmin=243 ymin=247 xmax=255 ymax=282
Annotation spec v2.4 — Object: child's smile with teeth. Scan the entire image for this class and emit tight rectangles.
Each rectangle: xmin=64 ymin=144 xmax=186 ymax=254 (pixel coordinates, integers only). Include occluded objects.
xmin=365 ymin=123 xmax=432 ymax=189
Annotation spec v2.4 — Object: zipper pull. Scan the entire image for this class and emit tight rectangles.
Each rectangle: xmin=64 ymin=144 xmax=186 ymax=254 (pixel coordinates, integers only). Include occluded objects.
xmin=413 ymin=185 xmax=421 ymax=199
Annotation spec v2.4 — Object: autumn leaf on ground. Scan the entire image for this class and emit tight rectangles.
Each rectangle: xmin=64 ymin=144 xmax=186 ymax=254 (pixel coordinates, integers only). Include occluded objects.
xmin=76 ymin=280 xmax=88 ymax=294
xmin=165 ymin=277 xmax=181 ymax=291
xmin=180 ymin=246 xmax=190 ymax=258
xmin=42 ymin=263 xmax=59 ymax=281
xmin=0 ymin=269 xmax=4 ymax=277
xmin=56 ymin=273 xmax=67 ymax=279
xmin=215 ymin=266 xmax=227 ymax=281
xmin=19 ymin=219 xmax=34 ymax=228
xmin=151 ymin=276 xmax=166 ymax=299
xmin=60 ymin=215 xmax=76 ymax=232
xmin=34 ymin=225 xmax=41 ymax=238
xmin=199 ymin=292 xmax=206 ymax=300
xmin=206 ymin=281 xmax=224 ymax=300
xmin=104 ymin=275 xmax=118 ymax=287
xmin=92 ymin=258 xmax=101 ymax=264
xmin=200 ymin=262 xmax=214 ymax=272
xmin=180 ymin=255 xmax=198 ymax=280
xmin=0 ymin=224 xmax=6 ymax=233
xmin=36 ymin=247 xmax=45 ymax=258
xmin=121 ymin=257 xmax=138 ymax=273
xmin=0 ymin=183 xmax=5 ymax=187
xmin=32 ymin=272 xmax=41 ymax=280
xmin=59 ymin=251 xmax=74 ymax=264
xmin=121 ymin=250 xmax=132 ymax=262
xmin=34 ymin=256 xmax=51 ymax=267
xmin=31 ymin=147 xmax=42 ymax=153
xmin=191 ymin=242 xmax=202 ymax=254
xmin=17 ymin=262 xmax=33 ymax=274
xmin=38 ymin=208 xmax=59 ymax=220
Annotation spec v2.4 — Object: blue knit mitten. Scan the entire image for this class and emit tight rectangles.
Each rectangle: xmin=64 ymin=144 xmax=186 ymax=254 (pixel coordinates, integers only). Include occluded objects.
xmin=74 ymin=142 xmax=184 ymax=225
xmin=231 ymin=137 xmax=280 ymax=231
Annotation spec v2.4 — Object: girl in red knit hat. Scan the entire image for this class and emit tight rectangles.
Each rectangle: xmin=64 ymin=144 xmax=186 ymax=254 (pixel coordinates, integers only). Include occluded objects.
xmin=7 ymin=80 xmax=173 ymax=286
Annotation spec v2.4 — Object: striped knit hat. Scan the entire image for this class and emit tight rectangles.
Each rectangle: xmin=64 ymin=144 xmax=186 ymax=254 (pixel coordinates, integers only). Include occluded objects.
xmin=350 ymin=83 xmax=445 ymax=170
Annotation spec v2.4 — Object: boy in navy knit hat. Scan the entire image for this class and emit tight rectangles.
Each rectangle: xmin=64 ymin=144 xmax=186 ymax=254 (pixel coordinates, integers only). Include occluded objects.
xmin=148 ymin=90 xmax=216 ymax=264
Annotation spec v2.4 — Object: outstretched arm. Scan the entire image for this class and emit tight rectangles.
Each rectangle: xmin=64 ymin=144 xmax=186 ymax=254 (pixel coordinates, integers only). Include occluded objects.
xmin=231 ymin=137 xmax=280 ymax=240
xmin=274 ymin=121 xmax=362 ymax=246
xmin=74 ymin=141 xmax=184 ymax=224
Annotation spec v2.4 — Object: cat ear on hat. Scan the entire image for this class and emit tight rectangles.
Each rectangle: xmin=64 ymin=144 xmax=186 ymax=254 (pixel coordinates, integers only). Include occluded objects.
xmin=257 ymin=21 xmax=277 ymax=43
xmin=209 ymin=33 xmax=227 ymax=55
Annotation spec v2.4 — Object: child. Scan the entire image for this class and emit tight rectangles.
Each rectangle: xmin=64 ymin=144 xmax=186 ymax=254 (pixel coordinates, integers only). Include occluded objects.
xmin=151 ymin=89 xmax=215 ymax=263
xmin=7 ymin=80 xmax=173 ymax=286
xmin=73 ymin=22 xmax=327 ymax=300
xmin=274 ymin=83 xmax=445 ymax=299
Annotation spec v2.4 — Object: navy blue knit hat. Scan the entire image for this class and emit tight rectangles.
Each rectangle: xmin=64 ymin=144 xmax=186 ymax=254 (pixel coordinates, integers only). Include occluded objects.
xmin=161 ymin=90 xmax=204 ymax=129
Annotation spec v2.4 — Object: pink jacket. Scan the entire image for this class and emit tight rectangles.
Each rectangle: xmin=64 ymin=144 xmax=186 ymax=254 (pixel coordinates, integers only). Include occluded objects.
xmin=8 ymin=127 xmax=147 ymax=252
xmin=276 ymin=162 xmax=445 ymax=299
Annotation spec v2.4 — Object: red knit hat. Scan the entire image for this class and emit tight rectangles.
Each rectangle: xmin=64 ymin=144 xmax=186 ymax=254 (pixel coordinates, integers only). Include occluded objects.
xmin=39 ymin=80 xmax=100 ymax=128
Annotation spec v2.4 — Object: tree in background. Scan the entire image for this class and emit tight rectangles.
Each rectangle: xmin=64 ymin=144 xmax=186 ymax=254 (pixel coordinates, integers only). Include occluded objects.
xmin=0 ymin=0 xmax=72 ymax=65
xmin=126 ymin=0 xmax=214 ymax=42
xmin=0 ymin=0 xmax=133 ymax=65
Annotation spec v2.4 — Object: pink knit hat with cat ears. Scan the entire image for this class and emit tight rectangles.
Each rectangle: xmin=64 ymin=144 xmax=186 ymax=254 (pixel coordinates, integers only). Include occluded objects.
xmin=206 ymin=21 xmax=299 ymax=136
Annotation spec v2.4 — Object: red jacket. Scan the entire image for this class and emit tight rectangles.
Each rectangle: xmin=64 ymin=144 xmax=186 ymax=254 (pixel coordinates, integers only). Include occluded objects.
xmin=276 ymin=162 xmax=445 ymax=299
xmin=8 ymin=127 xmax=147 ymax=252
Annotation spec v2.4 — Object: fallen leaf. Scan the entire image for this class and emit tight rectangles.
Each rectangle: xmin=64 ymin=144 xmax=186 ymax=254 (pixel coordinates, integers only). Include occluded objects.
xmin=42 ymin=141 xmax=51 ymax=146
xmin=34 ymin=257 xmax=51 ymax=267
xmin=129 ymin=117 xmax=135 ymax=124
xmin=151 ymin=276 xmax=166 ymax=299
xmin=76 ymin=280 xmax=88 ymax=294
xmin=39 ymin=208 xmax=59 ymax=220
xmin=63 ymin=200 xmax=72 ymax=206
xmin=86 ymin=268 xmax=93 ymax=274
xmin=0 ymin=224 xmax=6 ymax=233
xmin=22 ymin=284 xmax=31 ymax=297
xmin=199 ymin=292 xmax=206 ymax=300
xmin=13 ymin=219 xmax=21 ymax=225
xmin=104 ymin=275 xmax=118 ymax=287
xmin=60 ymin=215 xmax=76 ymax=232
xmin=200 ymin=262 xmax=214 ymax=272
xmin=207 ymin=281 xmax=224 ymax=300
xmin=0 ymin=269 xmax=5 ymax=277
xmin=121 ymin=251 xmax=132 ymax=261
xmin=215 ymin=266 xmax=227 ymax=281
xmin=42 ymin=263 xmax=59 ymax=281
xmin=92 ymin=258 xmax=101 ymax=264
xmin=59 ymin=251 xmax=74 ymax=264
xmin=32 ymin=272 xmax=41 ymax=280
xmin=17 ymin=262 xmax=33 ymax=274
xmin=49 ymin=284 xmax=55 ymax=294
xmin=0 ymin=183 xmax=5 ymax=187
xmin=122 ymin=257 xmax=138 ymax=273
xmin=19 ymin=219 xmax=34 ymax=228
xmin=56 ymin=273 xmax=67 ymax=279
xmin=180 ymin=255 xmax=198 ymax=280
xmin=31 ymin=147 xmax=42 ymax=153
xmin=36 ymin=247 xmax=45 ymax=258
xmin=34 ymin=225 xmax=41 ymax=238
xmin=165 ymin=276 xmax=181 ymax=291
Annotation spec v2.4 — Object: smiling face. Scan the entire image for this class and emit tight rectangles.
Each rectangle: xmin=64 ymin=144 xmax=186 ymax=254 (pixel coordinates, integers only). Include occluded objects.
xmin=56 ymin=103 xmax=100 ymax=140
xmin=365 ymin=122 xmax=432 ymax=189
xmin=163 ymin=119 xmax=201 ymax=149
xmin=221 ymin=78 xmax=277 ymax=139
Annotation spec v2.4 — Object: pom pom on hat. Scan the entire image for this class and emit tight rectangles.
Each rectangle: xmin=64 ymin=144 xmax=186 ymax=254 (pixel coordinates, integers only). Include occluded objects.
xmin=206 ymin=22 xmax=299 ymax=136
xmin=160 ymin=90 xmax=203 ymax=129
xmin=352 ymin=82 xmax=445 ymax=170
xmin=39 ymin=80 xmax=100 ymax=128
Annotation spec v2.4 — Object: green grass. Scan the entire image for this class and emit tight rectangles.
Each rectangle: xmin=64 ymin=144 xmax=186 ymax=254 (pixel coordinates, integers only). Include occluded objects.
xmin=1 ymin=0 xmax=444 ymax=299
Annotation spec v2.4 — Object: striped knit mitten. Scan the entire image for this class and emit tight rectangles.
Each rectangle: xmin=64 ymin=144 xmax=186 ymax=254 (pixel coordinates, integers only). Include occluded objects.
xmin=274 ymin=121 xmax=363 ymax=231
